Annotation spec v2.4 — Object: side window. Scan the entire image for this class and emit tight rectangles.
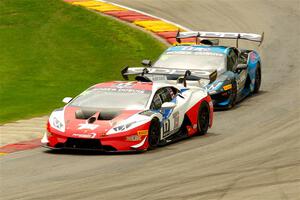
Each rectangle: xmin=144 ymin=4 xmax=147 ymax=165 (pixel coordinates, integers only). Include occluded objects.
xmin=150 ymin=87 xmax=177 ymax=110
xmin=160 ymin=88 xmax=172 ymax=103
xmin=150 ymin=93 xmax=162 ymax=110
xmin=227 ymin=55 xmax=234 ymax=71
xmin=227 ymin=49 xmax=238 ymax=71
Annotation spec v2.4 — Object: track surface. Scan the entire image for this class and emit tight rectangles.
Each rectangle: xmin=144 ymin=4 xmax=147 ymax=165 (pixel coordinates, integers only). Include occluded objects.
xmin=1 ymin=0 xmax=300 ymax=199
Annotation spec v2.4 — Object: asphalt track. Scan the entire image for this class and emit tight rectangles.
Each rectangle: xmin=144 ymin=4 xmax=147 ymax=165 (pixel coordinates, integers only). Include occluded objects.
xmin=1 ymin=0 xmax=300 ymax=199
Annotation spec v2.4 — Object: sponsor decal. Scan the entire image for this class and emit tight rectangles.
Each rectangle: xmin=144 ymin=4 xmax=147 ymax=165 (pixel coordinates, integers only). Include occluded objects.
xmin=180 ymin=46 xmax=211 ymax=52
xmin=146 ymin=74 xmax=167 ymax=81
xmin=180 ymin=32 xmax=261 ymax=41
xmin=223 ymin=84 xmax=232 ymax=91
xmin=166 ymin=50 xmax=223 ymax=57
xmin=172 ymin=111 xmax=180 ymax=129
xmin=72 ymin=133 xmax=96 ymax=138
xmin=114 ymin=82 xmax=134 ymax=88
xmin=78 ymin=123 xmax=99 ymax=130
xmin=128 ymin=67 xmax=211 ymax=76
xmin=137 ymin=130 xmax=148 ymax=136
xmin=94 ymin=87 xmax=147 ymax=94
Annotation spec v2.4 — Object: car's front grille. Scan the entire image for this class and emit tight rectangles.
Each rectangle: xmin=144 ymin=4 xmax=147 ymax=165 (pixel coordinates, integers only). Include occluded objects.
xmin=54 ymin=138 xmax=117 ymax=151
xmin=210 ymin=92 xmax=230 ymax=104
xmin=64 ymin=138 xmax=102 ymax=149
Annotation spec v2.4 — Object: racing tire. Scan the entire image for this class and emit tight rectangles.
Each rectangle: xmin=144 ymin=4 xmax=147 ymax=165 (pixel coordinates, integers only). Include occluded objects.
xmin=148 ymin=118 xmax=160 ymax=150
xmin=227 ymin=81 xmax=237 ymax=109
xmin=197 ymin=102 xmax=210 ymax=136
xmin=253 ymin=64 xmax=261 ymax=93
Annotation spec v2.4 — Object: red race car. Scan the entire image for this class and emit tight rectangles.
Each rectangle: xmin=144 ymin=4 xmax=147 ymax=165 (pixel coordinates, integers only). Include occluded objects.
xmin=42 ymin=68 xmax=215 ymax=152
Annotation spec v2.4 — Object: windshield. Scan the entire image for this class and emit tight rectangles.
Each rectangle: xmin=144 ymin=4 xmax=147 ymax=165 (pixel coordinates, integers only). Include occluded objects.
xmin=70 ymin=87 xmax=151 ymax=110
xmin=154 ymin=51 xmax=226 ymax=71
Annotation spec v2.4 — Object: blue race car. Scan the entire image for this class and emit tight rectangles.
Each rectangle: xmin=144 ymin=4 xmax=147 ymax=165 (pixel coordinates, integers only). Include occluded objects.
xmin=142 ymin=31 xmax=263 ymax=109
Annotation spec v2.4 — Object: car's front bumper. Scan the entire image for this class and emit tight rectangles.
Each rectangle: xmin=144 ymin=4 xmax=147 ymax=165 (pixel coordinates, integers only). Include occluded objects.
xmin=42 ymin=123 xmax=150 ymax=152
xmin=209 ymin=90 xmax=232 ymax=108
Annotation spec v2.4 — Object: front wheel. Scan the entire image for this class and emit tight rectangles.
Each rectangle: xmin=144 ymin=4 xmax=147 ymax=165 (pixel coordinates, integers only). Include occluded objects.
xmin=197 ymin=102 xmax=210 ymax=135
xmin=148 ymin=119 xmax=160 ymax=150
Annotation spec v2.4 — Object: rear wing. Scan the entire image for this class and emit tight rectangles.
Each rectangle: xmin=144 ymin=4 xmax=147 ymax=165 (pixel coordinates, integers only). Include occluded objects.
xmin=176 ymin=31 xmax=264 ymax=47
xmin=121 ymin=67 xmax=217 ymax=86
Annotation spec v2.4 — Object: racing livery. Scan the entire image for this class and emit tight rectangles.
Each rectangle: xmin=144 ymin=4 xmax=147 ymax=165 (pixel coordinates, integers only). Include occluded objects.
xmin=145 ymin=31 xmax=263 ymax=109
xmin=42 ymin=78 xmax=213 ymax=152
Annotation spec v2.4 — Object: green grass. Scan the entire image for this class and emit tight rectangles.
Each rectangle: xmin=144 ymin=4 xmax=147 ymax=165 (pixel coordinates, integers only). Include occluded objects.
xmin=0 ymin=0 xmax=166 ymax=124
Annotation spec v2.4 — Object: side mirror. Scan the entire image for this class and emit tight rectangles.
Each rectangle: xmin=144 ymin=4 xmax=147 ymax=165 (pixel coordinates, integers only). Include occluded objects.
xmin=161 ymin=102 xmax=176 ymax=110
xmin=62 ymin=97 xmax=72 ymax=104
xmin=141 ymin=59 xmax=152 ymax=67
xmin=235 ymin=64 xmax=248 ymax=70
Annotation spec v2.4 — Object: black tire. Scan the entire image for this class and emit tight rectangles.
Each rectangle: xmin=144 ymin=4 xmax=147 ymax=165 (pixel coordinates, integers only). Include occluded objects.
xmin=227 ymin=81 xmax=237 ymax=109
xmin=197 ymin=102 xmax=210 ymax=135
xmin=253 ymin=64 xmax=261 ymax=93
xmin=148 ymin=118 xmax=160 ymax=150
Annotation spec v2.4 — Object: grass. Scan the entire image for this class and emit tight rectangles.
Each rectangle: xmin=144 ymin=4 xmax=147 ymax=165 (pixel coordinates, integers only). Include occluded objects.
xmin=0 ymin=0 xmax=166 ymax=124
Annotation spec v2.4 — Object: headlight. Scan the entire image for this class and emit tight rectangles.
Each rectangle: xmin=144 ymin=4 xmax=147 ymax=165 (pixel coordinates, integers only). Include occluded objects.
xmin=53 ymin=117 xmax=64 ymax=130
xmin=113 ymin=122 xmax=135 ymax=132
xmin=106 ymin=122 xmax=136 ymax=135
xmin=49 ymin=110 xmax=65 ymax=132
xmin=208 ymin=81 xmax=233 ymax=95
xmin=107 ymin=119 xmax=149 ymax=135
xmin=208 ymin=82 xmax=223 ymax=92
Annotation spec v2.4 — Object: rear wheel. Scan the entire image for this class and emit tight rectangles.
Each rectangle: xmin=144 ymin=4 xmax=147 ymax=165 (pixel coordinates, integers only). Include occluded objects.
xmin=197 ymin=102 xmax=210 ymax=135
xmin=148 ymin=119 xmax=160 ymax=150
xmin=253 ymin=64 xmax=261 ymax=93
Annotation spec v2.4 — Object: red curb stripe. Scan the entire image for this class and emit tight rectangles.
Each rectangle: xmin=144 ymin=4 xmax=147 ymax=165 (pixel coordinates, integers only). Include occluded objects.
xmin=66 ymin=1 xmax=185 ymax=45
xmin=156 ymin=31 xmax=178 ymax=39
xmin=166 ymin=37 xmax=197 ymax=44
xmin=0 ymin=139 xmax=41 ymax=154
xmin=104 ymin=10 xmax=141 ymax=17
xmin=120 ymin=16 xmax=157 ymax=22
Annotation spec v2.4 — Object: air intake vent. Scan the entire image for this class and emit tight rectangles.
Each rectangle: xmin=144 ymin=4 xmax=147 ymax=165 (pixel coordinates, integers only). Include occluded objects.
xmin=75 ymin=110 xmax=96 ymax=119
xmin=88 ymin=117 xmax=97 ymax=124
xmin=98 ymin=111 xmax=119 ymax=120
xmin=64 ymin=138 xmax=101 ymax=149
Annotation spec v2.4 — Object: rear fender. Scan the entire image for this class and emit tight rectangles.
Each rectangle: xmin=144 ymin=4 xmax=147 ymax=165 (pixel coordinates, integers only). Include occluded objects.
xmin=247 ymin=51 xmax=261 ymax=91
xmin=185 ymin=93 xmax=213 ymax=130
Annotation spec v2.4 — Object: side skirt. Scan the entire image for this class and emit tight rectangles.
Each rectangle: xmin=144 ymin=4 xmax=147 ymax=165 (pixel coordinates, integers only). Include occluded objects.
xmin=158 ymin=129 xmax=189 ymax=146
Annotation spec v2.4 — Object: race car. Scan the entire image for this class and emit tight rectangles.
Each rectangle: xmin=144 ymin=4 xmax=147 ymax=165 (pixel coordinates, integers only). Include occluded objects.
xmin=142 ymin=31 xmax=263 ymax=109
xmin=41 ymin=69 xmax=214 ymax=152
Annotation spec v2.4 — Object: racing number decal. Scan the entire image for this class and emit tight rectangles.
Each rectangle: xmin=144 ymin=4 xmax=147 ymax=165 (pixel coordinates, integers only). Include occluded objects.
xmin=162 ymin=111 xmax=180 ymax=138
xmin=162 ymin=119 xmax=170 ymax=134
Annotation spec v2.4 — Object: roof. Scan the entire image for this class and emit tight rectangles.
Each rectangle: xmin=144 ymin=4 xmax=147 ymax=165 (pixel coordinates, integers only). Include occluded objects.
xmin=93 ymin=81 xmax=153 ymax=91
xmin=165 ymin=45 xmax=230 ymax=55
xmin=93 ymin=81 xmax=182 ymax=92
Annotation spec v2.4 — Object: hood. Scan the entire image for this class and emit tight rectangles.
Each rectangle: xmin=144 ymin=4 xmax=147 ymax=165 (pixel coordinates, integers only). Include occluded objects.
xmin=61 ymin=106 xmax=141 ymax=138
